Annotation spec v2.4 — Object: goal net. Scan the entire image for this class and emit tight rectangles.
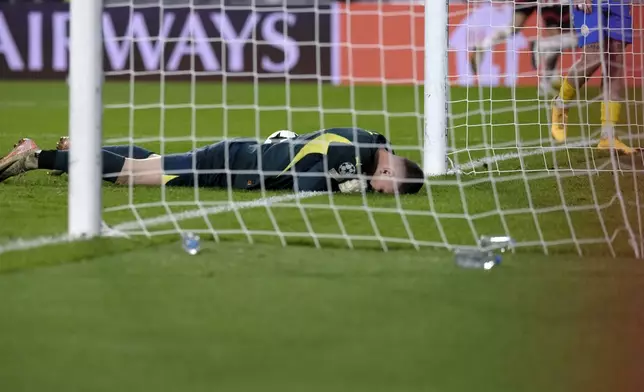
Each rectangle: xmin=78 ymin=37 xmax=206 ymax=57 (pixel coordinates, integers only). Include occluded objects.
xmin=17 ymin=0 xmax=641 ymax=257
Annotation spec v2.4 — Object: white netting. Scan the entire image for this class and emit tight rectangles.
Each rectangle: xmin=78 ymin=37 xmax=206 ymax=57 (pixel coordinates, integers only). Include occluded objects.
xmin=93 ymin=0 xmax=643 ymax=257
xmin=449 ymin=0 xmax=643 ymax=256
xmin=2 ymin=0 xmax=641 ymax=258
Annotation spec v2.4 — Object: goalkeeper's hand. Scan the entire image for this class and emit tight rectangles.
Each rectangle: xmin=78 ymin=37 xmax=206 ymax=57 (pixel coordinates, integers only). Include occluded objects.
xmin=338 ymin=178 xmax=368 ymax=194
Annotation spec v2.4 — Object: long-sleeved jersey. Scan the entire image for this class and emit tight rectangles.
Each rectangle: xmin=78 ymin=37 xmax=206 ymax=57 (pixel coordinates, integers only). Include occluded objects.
xmin=176 ymin=127 xmax=393 ymax=192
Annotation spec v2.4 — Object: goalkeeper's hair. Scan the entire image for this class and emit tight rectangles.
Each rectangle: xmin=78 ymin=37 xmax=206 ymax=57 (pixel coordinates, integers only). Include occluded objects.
xmin=399 ymin=158 xmax=424 ymax=194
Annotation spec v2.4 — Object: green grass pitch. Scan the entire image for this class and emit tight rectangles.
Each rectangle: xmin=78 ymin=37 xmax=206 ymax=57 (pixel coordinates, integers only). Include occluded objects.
xmin=0 ymin=81 xmax=643 ymax=391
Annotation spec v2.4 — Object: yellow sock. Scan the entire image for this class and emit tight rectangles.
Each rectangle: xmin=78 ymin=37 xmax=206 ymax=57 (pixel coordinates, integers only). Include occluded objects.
xmin=559 ymin=78 xmax=576 ymax=102
xmin=601 ymin=101 xmax=622 ymax=127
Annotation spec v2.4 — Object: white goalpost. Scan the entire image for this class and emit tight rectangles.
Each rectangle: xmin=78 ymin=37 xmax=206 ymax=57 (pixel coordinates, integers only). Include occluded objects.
xmin=53 ymin=0 xmax=643 ymax=258
xmin=68 ymin=0 xmax=103 ymax=238
xmin=424 ymin=0 xmax=449 ymax=176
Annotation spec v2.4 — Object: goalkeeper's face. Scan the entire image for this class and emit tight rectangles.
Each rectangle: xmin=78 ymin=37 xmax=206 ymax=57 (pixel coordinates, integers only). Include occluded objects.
xmin=369 ymin=152 xmax=423 ymax=195
xmin=370 ymin=175 xmax=397 ymax=194
xmin=370 ymin=152 xmax=405 ymax=194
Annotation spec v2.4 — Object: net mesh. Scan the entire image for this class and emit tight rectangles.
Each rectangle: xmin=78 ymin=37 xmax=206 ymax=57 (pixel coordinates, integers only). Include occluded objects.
xmin=95 ymin=0 xmax=644 ymax=257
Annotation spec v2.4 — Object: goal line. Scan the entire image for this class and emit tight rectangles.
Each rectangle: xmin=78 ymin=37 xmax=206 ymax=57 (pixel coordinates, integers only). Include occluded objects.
xmin=0 ymin=191 xmax=321 ymax=256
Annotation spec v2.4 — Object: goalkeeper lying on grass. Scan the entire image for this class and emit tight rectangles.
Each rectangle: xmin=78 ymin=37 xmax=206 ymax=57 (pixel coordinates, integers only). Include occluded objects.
xmin=0 ymin=127 xmax=424 ymax=195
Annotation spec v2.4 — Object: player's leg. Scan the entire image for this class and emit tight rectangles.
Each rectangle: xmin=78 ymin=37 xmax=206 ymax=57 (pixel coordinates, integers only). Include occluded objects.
xmin=470 ymin=6 xmax=532 ymax=75
xmin=114 ymin=155 xmax=164 ymax=185
xmin=533 ymin=6 xmax=576 ymax=97
xmin=1 ymin=142 xmax=171 ymax=185
xmin=49 ymin=137 xmax=159 ymax=176
xmin=52 ymin=141 xmax=229 ymax=186
xmin=552 ymin=4 xmax=634 ymax=153
xmin=596 ymin=7 xmax=634 ymax=153
xmin=67 ymin=149 xmax=197 ymax=186
xmin=104 ymin=145 xmax=158 ymax=159
xmin=0 ymin=144 xmax=135 ymax=184
xmin=55 ymin=136 xmax=158 ymax=158
xmin=550 ymin=5 xmax=604 ymax=142
xmin=0 ymin=138 xmax=233 ymax=186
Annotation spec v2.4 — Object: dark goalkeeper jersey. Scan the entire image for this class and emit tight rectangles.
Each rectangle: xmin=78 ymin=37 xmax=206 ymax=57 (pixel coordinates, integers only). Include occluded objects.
xmin=183 ymin=127 xmax=393 ymax=192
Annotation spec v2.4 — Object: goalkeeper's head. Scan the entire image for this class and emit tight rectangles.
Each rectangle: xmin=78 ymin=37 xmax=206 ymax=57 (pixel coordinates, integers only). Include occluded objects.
xmin=370 ymin=150 xmax=424 ymax=195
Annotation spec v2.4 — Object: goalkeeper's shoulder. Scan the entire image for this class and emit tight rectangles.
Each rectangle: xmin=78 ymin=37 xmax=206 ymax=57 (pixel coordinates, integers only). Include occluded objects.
xmin=321 ymin=127 xmax=383 ymax=136
xmin=320 ymin=127 xmax=390 ymax=144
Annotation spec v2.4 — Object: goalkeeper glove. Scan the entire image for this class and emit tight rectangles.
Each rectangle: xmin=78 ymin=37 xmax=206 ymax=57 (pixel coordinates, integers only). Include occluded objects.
xmin=338 ymin=178 xmax=368 ymax=194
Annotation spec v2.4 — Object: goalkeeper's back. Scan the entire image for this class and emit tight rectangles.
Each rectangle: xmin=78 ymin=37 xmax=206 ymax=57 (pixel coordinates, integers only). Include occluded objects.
xmin=228 ymin=127 xmax=393 ymax=191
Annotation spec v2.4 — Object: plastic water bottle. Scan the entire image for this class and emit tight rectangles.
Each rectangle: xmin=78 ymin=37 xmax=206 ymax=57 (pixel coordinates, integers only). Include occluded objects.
xmin=479 ymin=235 xmax=514 ymax=252
xmin=181 ymin=232 xmax=201 ymax=256
xmin=454 ymin=249 xmax=501 ymax=270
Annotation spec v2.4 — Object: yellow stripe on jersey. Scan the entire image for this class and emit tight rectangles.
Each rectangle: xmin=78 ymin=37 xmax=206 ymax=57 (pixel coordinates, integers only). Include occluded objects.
xmin=162 ymin=174 xmax=179 ymax=184
xmin=280 ymin=133 xmax=352 ymax=175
